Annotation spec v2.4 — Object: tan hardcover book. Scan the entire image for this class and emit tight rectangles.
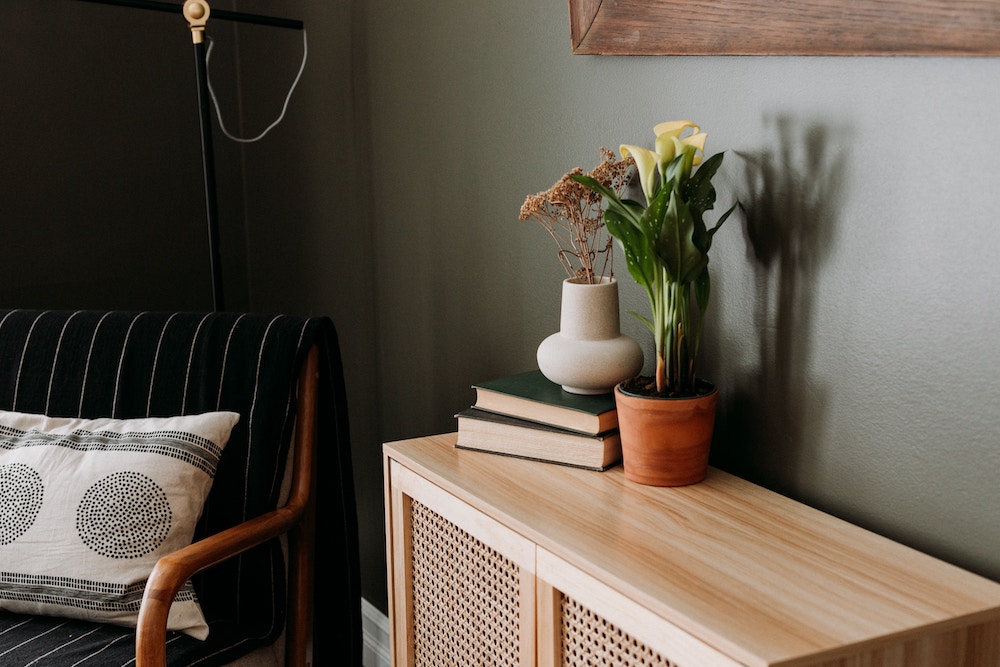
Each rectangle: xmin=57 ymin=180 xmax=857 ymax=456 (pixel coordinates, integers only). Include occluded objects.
xmin=454 ymin=407 xmax=621 ymax=471
xmin=472 ymin=370 xmax=617 ymax=435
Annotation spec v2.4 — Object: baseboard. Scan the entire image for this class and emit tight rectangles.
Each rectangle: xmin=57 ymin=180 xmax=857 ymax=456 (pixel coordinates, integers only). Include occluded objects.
xmin=362 ymin=597 xmax=391 ymax=667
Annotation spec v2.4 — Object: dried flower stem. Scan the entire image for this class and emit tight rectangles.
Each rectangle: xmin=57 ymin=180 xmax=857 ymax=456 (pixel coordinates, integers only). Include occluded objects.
xmin=519 ymin=148 xmax=635 ymax=284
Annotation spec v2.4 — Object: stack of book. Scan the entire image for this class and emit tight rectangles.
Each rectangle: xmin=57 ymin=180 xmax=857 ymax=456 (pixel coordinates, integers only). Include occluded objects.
xmin=454 ymin=369 xmax=621 ymax=471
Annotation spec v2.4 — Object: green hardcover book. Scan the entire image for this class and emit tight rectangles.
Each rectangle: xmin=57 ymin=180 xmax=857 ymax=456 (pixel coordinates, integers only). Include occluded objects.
xmin=472 ymin=369 xmax=617 ymax=435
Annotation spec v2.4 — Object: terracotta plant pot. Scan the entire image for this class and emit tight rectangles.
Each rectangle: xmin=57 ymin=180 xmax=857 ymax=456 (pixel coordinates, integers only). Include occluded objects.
xmin=614 ymin=381 xmax=718 ymax=486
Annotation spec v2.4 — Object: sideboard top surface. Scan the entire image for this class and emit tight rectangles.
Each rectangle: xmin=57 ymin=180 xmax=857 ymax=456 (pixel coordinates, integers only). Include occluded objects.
xmin=384 ymin=433 xmax=1000 ymax=667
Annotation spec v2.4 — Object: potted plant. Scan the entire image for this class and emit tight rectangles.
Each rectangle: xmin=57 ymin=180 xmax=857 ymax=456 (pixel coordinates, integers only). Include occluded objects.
xmin=519 ymin=149 xmax=643 ymax=395
xmin=571 ymin=121 xmax=738 ymax=485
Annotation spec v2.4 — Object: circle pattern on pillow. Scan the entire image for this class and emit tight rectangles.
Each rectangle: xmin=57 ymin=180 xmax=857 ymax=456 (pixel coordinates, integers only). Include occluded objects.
xmin=77 ymin=471 xmax=173 ymax=559
xmin=0 ymin=462 xmax=45 ymax=545
xmin=0 ymin=410 xmax=239 ymax=639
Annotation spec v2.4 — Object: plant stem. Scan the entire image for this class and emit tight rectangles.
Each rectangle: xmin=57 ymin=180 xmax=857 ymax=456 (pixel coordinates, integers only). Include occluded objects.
xmin=657 ymin=268 xmax=676 ymax=394
xmin=677 ymin=281 xmax=691 ymax=392
xmin=669 ymin=280 xmax=681 ymax=393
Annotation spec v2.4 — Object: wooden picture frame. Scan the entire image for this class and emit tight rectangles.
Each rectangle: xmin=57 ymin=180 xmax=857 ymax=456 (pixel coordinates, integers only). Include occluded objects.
xmin=568 ymin=0 xmax=1000 ymax=56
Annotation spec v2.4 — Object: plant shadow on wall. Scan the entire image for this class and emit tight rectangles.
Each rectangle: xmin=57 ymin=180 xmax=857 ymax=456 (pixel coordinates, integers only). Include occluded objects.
xmin=711 ymin=116 xmax=846 ymax=494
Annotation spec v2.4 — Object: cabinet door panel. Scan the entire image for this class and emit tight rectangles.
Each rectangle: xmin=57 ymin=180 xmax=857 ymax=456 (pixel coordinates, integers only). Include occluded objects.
xmin=388 ymin=461 xmax=536 ymax=666
xmin=537 ymin=548 xmax=743 ymax=667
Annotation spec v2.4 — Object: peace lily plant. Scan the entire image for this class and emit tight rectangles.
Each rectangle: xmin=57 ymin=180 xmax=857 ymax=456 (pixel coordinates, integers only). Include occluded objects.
xmin=572 ymin=121 xmax=737 ymax=398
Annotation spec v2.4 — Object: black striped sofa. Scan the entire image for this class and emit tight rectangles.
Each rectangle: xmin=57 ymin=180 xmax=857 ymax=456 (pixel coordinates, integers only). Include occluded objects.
xmin=0 ymin=310 xmax=362 ymax=666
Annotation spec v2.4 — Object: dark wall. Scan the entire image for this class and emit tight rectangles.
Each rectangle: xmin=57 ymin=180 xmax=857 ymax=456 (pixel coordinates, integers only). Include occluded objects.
xmin=3 ymin=1 xmax=385 ymax=615
xmin=2 ymin=2 xmax=248 ymax=311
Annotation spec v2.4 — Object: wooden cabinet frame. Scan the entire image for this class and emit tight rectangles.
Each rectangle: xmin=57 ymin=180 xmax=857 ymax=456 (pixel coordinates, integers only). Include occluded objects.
xmin=385 ymin=433 xmax=1000 ymax=666
xmin=386 ymin=461 xmax=536 ymax=666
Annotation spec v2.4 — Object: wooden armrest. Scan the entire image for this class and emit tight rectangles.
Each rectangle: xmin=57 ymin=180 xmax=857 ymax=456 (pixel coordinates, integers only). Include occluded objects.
xmin=136 ymin=345 xmax=319 ymax=667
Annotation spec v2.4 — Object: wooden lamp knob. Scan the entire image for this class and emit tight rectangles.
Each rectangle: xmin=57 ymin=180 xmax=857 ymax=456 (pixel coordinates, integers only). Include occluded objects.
xmin=184 ymin=0 xmax=211 ymax=43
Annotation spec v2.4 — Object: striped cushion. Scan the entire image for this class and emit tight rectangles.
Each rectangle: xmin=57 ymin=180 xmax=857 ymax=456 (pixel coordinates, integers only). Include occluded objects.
xmin=0 ymin=611 xmax=276 ymax=666
xmin=0 ymin=612 xmax=204 ymax=666
xmin=0 ymin=310 xmax=362 ymax=666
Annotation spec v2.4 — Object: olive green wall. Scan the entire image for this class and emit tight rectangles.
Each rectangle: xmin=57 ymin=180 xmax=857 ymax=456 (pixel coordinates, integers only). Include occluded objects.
xmin=4 ymin=1 xmax=998 ymax=622
xmin=354 ymin=0 xmax=1000 ymax=612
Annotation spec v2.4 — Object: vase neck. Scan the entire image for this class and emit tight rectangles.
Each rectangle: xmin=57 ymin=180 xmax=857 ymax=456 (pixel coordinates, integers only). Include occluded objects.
xmin=559 ymin=277 xmax=622 ymax=340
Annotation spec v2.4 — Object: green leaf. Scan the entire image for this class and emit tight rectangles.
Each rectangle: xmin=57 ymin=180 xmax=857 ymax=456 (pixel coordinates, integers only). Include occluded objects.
xmin=570 ymin=173 xmax=644 ymax=225
xmin=662 ymin=153 xmax=686 ymax=188
xmin=690 ymin=151 xmax=726 ymax=188
xmin=709 ymin=201 xmax=739 ymax=238
xmin=685 ymin=152 xmax=725 ymax=217
xmin=604 ymin=208 xmax=655 ymax=293
xmin=569 ymin=174 xmax=621 ymax=206
xmin=639 ymin=179 xmax=670 ymax=240
xmin=656 ymin=188 xmax=707 ymax=285
xmin=694 ymin=266 xmax=711 ymax=319
xmin=699 ymin=200 xmax=739 ymax=255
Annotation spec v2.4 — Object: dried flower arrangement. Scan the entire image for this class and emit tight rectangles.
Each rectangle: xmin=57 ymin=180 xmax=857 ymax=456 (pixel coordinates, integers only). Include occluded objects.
xmin=519 ymin=148 xmax=635 ymax=284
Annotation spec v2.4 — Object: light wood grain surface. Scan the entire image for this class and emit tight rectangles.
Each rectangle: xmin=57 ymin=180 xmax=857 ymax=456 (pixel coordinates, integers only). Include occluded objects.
xmin=385 ymin=432 xmax=1000 ymax=666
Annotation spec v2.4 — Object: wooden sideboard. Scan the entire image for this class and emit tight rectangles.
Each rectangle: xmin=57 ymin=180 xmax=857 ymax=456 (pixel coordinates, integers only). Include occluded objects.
xmin=383 ymin=433 xmax=1000 ymax=666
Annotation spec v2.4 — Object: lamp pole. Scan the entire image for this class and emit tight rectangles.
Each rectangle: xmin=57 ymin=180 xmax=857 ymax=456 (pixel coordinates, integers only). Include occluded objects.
xmin=76 ymin=0 xmax=303 ymax=311
xmin=182 ymin=1 xmax=224 ymax=311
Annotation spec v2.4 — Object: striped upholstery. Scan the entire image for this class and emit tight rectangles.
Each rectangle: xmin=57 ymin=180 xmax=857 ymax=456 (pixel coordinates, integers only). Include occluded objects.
xmin=0 ymin=310 xmax=361 ymax=666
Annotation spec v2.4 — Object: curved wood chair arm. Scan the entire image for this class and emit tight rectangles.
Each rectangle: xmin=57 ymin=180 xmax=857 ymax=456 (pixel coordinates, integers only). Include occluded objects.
xmin=136 ymin=345 xmax=319 ymax=667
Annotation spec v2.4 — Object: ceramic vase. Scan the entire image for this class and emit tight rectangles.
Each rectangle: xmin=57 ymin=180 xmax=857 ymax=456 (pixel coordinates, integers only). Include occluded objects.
xmin=536 ymin=277 xmax=643 ymax=395
xmin=614 ymin=381 xmax=718 ymax=486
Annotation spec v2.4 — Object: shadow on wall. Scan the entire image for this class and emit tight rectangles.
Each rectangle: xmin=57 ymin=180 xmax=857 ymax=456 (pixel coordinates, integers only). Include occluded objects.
xmin=711 ymin=115 xmax=847 ymax=495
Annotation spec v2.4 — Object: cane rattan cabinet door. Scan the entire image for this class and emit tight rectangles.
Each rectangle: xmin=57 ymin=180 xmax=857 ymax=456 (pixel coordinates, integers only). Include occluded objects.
xmin=535 ymin=548 xmax=742 ymax=667
xmin=384 ymin=433 xmax=1000 ymax=667
xmin=386 ymin=459 xmax=536 ymax=667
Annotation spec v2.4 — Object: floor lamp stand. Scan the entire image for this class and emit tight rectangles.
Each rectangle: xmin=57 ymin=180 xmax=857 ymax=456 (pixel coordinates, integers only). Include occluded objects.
xmin=77 ymin=0 xmax=304 ymax=312
xmin=183 ymin=0 xmax=224 ymax=312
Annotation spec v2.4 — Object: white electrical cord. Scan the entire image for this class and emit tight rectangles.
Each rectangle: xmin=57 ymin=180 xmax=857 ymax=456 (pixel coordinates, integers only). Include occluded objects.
xmin=204 ymin=29 xmax=308 ymax=143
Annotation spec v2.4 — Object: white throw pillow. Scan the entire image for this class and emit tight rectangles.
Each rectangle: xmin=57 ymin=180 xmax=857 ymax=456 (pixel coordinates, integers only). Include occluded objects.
xmin=0 ymin=410 xmax=239 ymax=640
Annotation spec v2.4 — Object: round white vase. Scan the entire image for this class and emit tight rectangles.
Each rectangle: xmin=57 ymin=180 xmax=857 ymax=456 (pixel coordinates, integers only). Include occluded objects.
xmin=536 ymin=277 xmax=644 ymax=395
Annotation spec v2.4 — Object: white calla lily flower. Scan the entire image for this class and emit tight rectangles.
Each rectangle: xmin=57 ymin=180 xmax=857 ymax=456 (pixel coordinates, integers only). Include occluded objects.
xmin=652 ymin=120 xmax=694 ymax=135
xmin=654 ymin=132 xmax=679 ymax=169
xmin=619 ymin=143 xmax=661 ymax=205
xmin=655 ymin=121 xmax=706 ymax=168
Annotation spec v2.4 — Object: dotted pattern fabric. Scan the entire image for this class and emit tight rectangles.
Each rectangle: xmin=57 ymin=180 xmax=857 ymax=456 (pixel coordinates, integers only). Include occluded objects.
xmin=76 ymin=471 xmax=173 ymax=559
xmin=0 ymin=410 xmax=238 ymax=639
xmin=0 ymin=462 xmax=43 ymax=546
